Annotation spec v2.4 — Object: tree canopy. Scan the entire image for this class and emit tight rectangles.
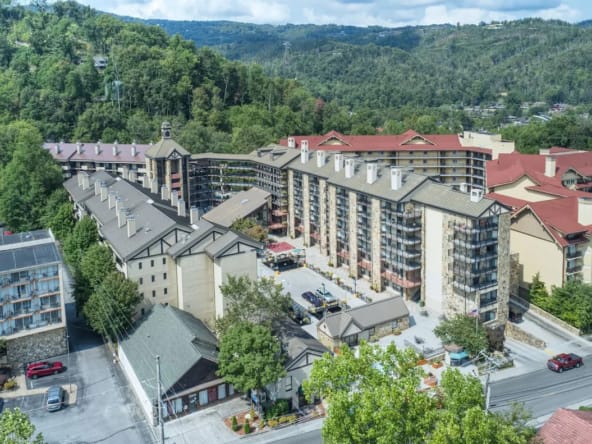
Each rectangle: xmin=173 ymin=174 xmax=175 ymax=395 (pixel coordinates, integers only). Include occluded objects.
xmin=0 ymin=407 xmax=44 ymax=444
xmin=62 ymin=216 xmax=99 ymax=267
xmin=303 ymin=342 xmax=534 ymax=444
xmin=434 ymin=314 xmax=489 ymax=356
xmin=83 ymin=271 xmax=140 ymax=341
xmin=215 ymin=275 xmax=292 ymax=335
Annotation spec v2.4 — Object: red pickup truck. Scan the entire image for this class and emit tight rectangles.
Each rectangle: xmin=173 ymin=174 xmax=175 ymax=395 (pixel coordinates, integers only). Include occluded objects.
xmin=547 ymin=353 xmax=583 ymax=373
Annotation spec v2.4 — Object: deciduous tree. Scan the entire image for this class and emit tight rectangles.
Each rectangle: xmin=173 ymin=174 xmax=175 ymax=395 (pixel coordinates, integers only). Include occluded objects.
xmin=434 ymin=314 xmax=488 ymax=356
xmin=62 ymin=216 xmax=98 ymax=267
xmin=0 ymin=407 xmax=44 ymax=444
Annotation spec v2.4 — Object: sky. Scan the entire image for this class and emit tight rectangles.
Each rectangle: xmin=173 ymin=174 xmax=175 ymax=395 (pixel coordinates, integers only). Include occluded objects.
xmin=47 ymin=0 xmax=592 ymax=27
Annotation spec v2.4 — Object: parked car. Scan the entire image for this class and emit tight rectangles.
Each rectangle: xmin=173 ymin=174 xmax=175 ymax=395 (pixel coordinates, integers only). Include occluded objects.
xmin=288 ymin=303 xmax=311 ymax=325
xmin=26 ymin=361 xmax=64 ymax=379
xmin=302 ymin=291 xmax=323 ymax=313
xmin=46 ymin=385 xmax=65 ymax=412
xmin=315 ymin=286 xmax=338 ymax=308
xmin=547 ymin=353 xmax=583 ymax=373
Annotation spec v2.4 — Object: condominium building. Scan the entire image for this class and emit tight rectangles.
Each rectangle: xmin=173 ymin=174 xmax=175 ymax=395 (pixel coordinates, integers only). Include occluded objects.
xmin=280 ymin=130 xmax=493 ymax=190
xmin=0 ymin=230 xmax=67 ymax=365
xmin=288 ymin=148 xmax=511 ymax=323
xmin=64 ymin=171 xmax=262 ymax=329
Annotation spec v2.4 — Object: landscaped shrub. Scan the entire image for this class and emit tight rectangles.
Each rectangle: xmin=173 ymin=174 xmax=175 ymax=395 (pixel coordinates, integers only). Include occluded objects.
xmin=231 ymin=415 xmax=239 ymax=431
xmin=3 ymin=378 xmax=17 ymax=391
xmin=243 ymin=419 xmax=251 ymax=434
xmin=265 ymin=399 xmax=290 ymax=419
xmin=268 ymin=419 xmax=279 ymax=428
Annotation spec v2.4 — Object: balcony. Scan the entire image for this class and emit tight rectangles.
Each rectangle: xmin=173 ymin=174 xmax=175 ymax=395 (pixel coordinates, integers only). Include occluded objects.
xmin=381 ymin=270 xmax=421 ymax=288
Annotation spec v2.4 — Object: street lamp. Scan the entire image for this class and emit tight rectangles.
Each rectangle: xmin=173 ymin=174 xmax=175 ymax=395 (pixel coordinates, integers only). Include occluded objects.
xmin=352 ymin=278 xmax=357 ymax=298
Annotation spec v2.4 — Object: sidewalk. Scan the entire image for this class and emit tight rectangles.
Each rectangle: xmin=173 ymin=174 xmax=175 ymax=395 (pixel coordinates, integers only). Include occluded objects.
xmin=1 ymin=374 xmax=79 ymax=404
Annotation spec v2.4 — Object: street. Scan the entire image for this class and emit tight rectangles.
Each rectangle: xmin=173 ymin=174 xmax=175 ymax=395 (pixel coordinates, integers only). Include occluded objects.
xmin=489 ymin=355 xmax=592 ymax=418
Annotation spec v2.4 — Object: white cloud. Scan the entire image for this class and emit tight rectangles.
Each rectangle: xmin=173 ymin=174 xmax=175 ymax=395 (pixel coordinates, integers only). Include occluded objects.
xmin=47 ymin=1 xmax=592 ymax=26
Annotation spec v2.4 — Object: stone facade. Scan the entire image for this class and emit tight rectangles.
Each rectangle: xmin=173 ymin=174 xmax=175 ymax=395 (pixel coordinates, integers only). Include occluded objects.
xmin=319 ymin=179 xmax=328 ymax=256
xmin=287 ymin=170 xmax=295 ymax=238
xmin=302 ymin=174 xmax=310 ymax=246
xmin=328 ymin=185 xmax=337 ymax=266
xmin=370 ymin=197 xmax=382 ymax=291
xmin=8 ymin=326 xmax=67 ymax=367
xmin=496 ymin=212 xmax=511 ymax=324
xmin=505 ymin=322 xmax=546 ymax=349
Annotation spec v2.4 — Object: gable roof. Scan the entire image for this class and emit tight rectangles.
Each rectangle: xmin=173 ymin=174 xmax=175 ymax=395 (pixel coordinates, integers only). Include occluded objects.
xmin=145 ymin=137 xmax=190 ymax=159
xmin=321 ymin=297 xmax=409 ymax=338
xmin=202 ymin=187 xmax=271 ymax=229
xmin=537 ymin=408 xmax=592 ymax=444
xmin=274 ymin=319 xmax=329 ymax=369
xmin=119 ymin=304 xmax=218 ymax=396
xmin=280 ymin=130 xmax=490 ymax=154
xmin=43 ymin=141 xmax=149 ymax=164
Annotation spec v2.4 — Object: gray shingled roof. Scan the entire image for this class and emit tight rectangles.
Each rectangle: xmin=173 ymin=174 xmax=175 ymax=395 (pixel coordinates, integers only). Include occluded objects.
xmin=274 ymin=319 xmax=329 ymax=368
xmin=202 ymin=187 xmax=271 ymax=229
xmin=166 ymin=219 xmax=220 ymax=258
xmin=322 ymin=297 xmax=409 ymax=338
xmin=203 ymin=231 xmax=262 ymax=259
xmin=119 ymin=304 xmax=218 ymax=396
xmin=63 ymin=171 xmax=116 ymax=205
xmin=145 ymin=138 xmax=190 ymax=158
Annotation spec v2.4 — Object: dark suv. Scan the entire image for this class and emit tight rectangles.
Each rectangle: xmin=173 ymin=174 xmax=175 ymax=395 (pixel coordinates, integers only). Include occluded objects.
xmin=547 ymin=353 xmax=583 ymax=373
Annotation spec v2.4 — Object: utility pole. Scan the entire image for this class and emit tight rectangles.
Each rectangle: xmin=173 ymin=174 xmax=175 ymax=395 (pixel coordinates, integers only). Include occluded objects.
xmin=484 ymin=371 xmax=491 ymax=413
xmin=156 ymin=355 xmax=165 ymax=444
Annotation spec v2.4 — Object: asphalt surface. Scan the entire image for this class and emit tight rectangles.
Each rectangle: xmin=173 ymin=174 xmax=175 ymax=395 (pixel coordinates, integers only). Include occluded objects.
xmin=489 ymin=354 xmax=592 ymax=418
xmin=267 ymin=429 xmax=323 ymax=444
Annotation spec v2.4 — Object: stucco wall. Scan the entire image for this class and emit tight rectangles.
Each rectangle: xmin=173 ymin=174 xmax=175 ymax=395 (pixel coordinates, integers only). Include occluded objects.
xmin=510 ymin=230 xmax=563 ymax=290
xmin=176 ymin=254 xmax=215 ymax=327
xmin=423 ymin=207 xmax=444 ymax=311
xmin=493 ymin=176 xmax=555 ymax=202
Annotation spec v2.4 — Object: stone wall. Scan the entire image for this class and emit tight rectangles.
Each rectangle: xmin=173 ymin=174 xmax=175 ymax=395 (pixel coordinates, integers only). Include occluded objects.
xmin=8 ymin=326 xmax=67 ymax=368
xmin=505 ymin=322 xmax=546 ymax=349
xmin=511 ymin=295 xmax=582 ymax=336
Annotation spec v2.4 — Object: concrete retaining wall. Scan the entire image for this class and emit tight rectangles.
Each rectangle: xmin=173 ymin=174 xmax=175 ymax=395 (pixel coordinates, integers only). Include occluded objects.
xmin=505 ymin=322 xmax=546 ymax=349
xmin=511 ymin=295 xmax=581 ymax=336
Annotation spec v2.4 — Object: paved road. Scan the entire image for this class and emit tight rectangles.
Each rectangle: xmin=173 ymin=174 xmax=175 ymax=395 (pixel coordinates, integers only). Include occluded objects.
xmin=489 ymin=355 xmax=592 ymax=418
xmin=267 ymin=429 xmax=322 ymax=444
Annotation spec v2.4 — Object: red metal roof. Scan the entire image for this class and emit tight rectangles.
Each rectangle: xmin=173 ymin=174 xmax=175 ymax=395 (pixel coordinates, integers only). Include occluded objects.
xmin=537 ymin=408 xmax=592 ymax=444
xmin=484 ymin=192 xmax=529 ymax=211
xmin=279 ymin=130 xmax=491 ymax=154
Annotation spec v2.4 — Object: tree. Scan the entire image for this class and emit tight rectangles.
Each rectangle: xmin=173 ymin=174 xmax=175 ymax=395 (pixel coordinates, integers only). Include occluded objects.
xmin=217 ymin=321 xmax=286 ymax=401
xmin=0 ymin=124 xmax=63 ymax=231
xmin=434 ymin=314 xmax=489 ymax=356
xmin=303 ymin=342 xmax=533 ymax=444
xmin=80 ymin=243 xmax=116 ymax=290
xmin=62 ymin=216 xmax=98 ymax=267
xmin=0 ymin=408 xmax=44 ymax=444
xmin=230 ymin=217 xmax=267 ymax=242
xmin=215 ymin=275 xmax=292 ymax=335
xmin=42 ymin=202 xmax=75 ymax=241
xmin=83 ymin=271 xmax=140 ymax=341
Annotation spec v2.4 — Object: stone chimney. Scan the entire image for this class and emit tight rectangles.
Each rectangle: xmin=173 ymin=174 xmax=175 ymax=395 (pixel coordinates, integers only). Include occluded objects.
xmin=316 ymin=150 xmax=326 ymax=168
xmin=578 ymin=197 xmax=592 ymax=225
xmin=366 ymin=163 xmax=378 ymax=184
xmin=391 ymin=167 xmax=403 ymax=191
xmin=287 ymin=137 xmax=296 ymax=149
xmin=470 ymin=188 xmax=483 ymax=203
xmin=345 ymin=158 xmax=355 ymax=179
xmin=190 ymin=206 xmax=200 ymax=225
xmin=100 ymin=182 xmax=108 ymax=202
xmin=545 ymin=156 xmax=556 ymax=177
xmin=127 ymin=215 xmax=136 ymax=237
xmin=334 ymin=153 xmax=343 ymax=172
xmin=81 ymin=173 xmax=90 ymax=190
xmin=177 ymin=198 xmax=186 ymax=217
xmin=161 ymin=184 xmax=169 ymax=201
xmin=171 ymin=190 xmax=179 ymax=207
xmin=300 ymin=143 xmax=309 ymax=164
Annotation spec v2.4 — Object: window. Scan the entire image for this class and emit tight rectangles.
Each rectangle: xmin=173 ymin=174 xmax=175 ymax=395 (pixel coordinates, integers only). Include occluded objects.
xmin=368 ymin=327 xmax=375 ymax=337
xmin=198 ymin=390 xmax=208 ymax=406
xmin=139 ymin=278 xmax=143 ymax=285
xmin=152 ymin=290 xmax=156 ymax=298
xmin=140 ymin=292 xmax=144 ymax=299
xmin=218 ymin=384 xmax=227 ymax=400
xmin=285 ymin=376 xmax=292 ymax=391
xmin=162 ymin=258 xmax=166 ymax=265
xmin=138 ymin=262 xmax=142 ymax=270
xmin=164 ymin=288 xmax=168 ymax=295
xmin=151 ymin=275 xmax=155 ymax=282
xmin=163 ymin=273 xmax=167 ymax=280
xmin=151 ymin=259 xmax=155 ymax=267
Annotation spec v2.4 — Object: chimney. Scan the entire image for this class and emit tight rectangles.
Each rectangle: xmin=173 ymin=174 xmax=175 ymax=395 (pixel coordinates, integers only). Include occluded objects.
xmin=76 ymin=141 xmax=82 ymax=154
xmin=545 ymin=156 xmax=556 ymax=177
xmin=108 ymin=191 xmax=117 ymax=209
xmin=345 ymin=158 xmax=355 ymax=179
xmin=122 ymin=166 xmax=129 ymax=180
xmin=55 ymin=143 xmax=61 ymax=154
xmin=470 ymin=188 xmax=483 ymax=203
xmin=100 ymin=182 xmax=108 ymax=201
xmin=190 ymin=206 xmax=200 ymax=224
xmin=391 ymin=167 xmax=403 ymax=190
xmin=94 ymin=180 xmax=101 ymax=196
xmin=578 ymin=197 xmax=592 ymax=225
xmin=287 ymin=137 xmax=296 ymax=149
xmin=334 ymin=153 xmax=343 ymax=172
xmin=171 ymin=190 xmax=179 ymax=207
xmin=127 ymin=215 xmax=136 ymax=237
xmin=177 ymin=198 xmax=186 ymax=217
xmin=300 ymin=143 xmax=309 ymax=164
xmin=131 ymin=142 xmax=137 ymax=157
xmin=129 ymin=170 xmax=137 ymax=183
xmin=150 ymin=178 xmax=158 ymax=194
xmin=459 ymin=182 xmax=468 ymax=193
xmin=94 ymin=144 xmax=100 ymax=155
xmin=301 ymin=140 xmax=309 ymax=150
xmin=115 ymin=196 xmax=123 ymax=214
xmin=81 ymin=173 xmax=90 ymax=190
xmin=117 ymin=206 xmax=127 ymax=228
xmin=112 ymin=143 xmax=118 ymax=157
xmin=539 ymin=148 xmax=551 ymax=156
xmin=160 ymin=184 xmax=169 ymax=201
xmin=77 ymin=173 xmax=83 ymax=187
xmin=316 ymin=150 xmax=326 ymax=168
xmin=366 ymin=163 xmax=378 ymax=184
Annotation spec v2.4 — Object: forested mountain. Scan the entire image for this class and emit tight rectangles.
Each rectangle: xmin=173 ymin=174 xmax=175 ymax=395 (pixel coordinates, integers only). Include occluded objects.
xmin=144 ymin=18 xmax=592 ymax=109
